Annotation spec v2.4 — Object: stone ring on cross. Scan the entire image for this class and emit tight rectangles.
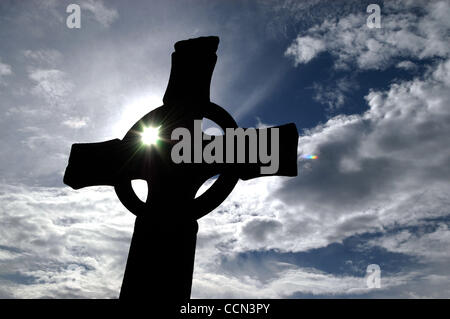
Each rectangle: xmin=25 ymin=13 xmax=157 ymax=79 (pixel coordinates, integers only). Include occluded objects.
xmin=114 ymin=101 xmax=241 ymax=220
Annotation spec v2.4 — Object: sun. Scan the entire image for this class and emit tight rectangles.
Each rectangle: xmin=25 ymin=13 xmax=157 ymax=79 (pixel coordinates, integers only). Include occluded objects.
xmin=140 ymin=126 xmax=160 ymax=145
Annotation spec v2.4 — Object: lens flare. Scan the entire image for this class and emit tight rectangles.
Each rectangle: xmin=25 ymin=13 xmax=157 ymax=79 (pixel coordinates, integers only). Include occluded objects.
xmin=302 ymin=154 xmax=318 ymax=159
xmin=140 ymin=126 xmax=160 ymax=145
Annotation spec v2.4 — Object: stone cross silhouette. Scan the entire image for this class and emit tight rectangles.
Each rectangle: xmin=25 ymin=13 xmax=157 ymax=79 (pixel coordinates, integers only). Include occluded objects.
xmin=63 ymin=36 xmax=298 ymax=301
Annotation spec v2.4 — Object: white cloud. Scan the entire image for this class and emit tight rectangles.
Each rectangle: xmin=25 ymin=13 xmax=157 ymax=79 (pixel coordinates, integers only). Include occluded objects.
xmin=23 ymin=49 xmax=63 ymax=66
xmin=312 ymin=77 xmax=356 ymax=110
xmin=63 ymin=117 xmax=89 ymax=129
xmin=368 ymin=223 xmax=450 ymax=262
xmin=241 ymin=217 xmax=283 ymax=244
xmin=396 ymin=60 xmax=417 ymax=71
xmin=0 ymin=184 xmax=134 ymax=298
xmin=28 ymin=69 xmax=74 ymax=105
xmin=0 ymin=61 xmax=12 ymax=76
xmin=0 ymin=58 xmax=12 ymax=83
xmin=285 ymin=1 xmax=450 ymax=70
xmin=285 ymin=36 xmax=326 ymax=65
xmin=192 ymin=263 xmax=414 ymax=298
xmin=80 ymin=0 xmax=119 ymax=28
xmin=274 ymin=57 xmax=450 ymax=249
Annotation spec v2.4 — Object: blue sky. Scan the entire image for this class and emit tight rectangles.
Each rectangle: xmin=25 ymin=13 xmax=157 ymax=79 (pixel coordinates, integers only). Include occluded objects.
xmin=0 ymin=0 xmax=449 ymax=298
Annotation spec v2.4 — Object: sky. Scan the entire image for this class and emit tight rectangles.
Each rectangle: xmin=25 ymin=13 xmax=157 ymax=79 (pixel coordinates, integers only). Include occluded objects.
xmin=0 ymin=0 xmax=449 ymax=298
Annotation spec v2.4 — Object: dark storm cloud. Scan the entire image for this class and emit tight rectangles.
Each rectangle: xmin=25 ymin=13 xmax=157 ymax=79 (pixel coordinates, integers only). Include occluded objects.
xmin=241 ymin=218 xmax=283 ymax=243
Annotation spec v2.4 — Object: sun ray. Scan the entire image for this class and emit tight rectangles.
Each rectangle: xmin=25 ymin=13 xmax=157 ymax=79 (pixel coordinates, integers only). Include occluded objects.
xmin=140 ymin=125 xmax=160 ymax=145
